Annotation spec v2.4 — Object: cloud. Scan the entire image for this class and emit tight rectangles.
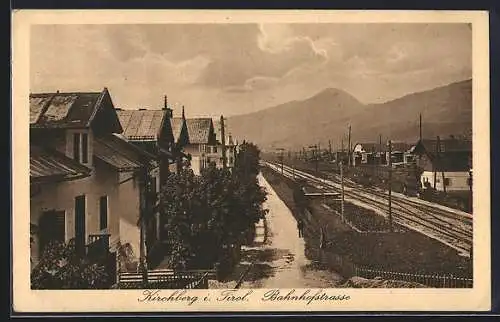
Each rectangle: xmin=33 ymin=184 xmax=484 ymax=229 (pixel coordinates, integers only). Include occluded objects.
xmin=30 ymin=23 xmax=472 ymax=116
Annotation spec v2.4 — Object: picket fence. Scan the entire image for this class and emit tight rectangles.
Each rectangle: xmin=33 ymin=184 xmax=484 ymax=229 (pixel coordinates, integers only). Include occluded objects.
xmin=118 ymin=269 xmax=215 ymax=289
xmin=354 ymin=266 xmax=473 ymax=288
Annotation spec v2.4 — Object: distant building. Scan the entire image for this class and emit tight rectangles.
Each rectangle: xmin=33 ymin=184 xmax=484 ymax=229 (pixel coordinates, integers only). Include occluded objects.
xmin=116 ymin=102 xmax=178 ymax=185
xmin=412 ymin=138 xmax=472 ymax=192
xmin=30 ymin=88 xmax=159 ymax=277
xmin=183 ymin=117 xmax=218 ymax=175
xmin=213 ymin=117 xmax=238 ymax=170
xmin=386 ymin=141 xmax=412 ymax=166
xmin=352 ymin=143 xmax=385 ymax=166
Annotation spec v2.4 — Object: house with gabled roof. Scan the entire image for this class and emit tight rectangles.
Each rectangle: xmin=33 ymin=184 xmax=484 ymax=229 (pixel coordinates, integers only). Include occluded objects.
xmin=352 ymin=142 xmax=385 ymax=166
xmin=412 ymin=137 xmax=472 ymax=192
xmin=183 ymin=115 xmax=218 ymax=175
xmin=29 ymin=88 xmax=160 ymax=279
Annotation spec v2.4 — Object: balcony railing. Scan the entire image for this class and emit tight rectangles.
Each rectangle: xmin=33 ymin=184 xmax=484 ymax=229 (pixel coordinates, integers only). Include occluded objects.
xmin=86 ymin=233 xmax=111 ymax=259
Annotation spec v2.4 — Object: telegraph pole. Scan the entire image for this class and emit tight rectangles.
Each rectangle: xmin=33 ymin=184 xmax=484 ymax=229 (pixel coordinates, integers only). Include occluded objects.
xmin=348 ymin=125 xmax=352 ymax=168
xmin=388 ymin=140 xmax=393 ymax=232
xmin=438 ymin=136 xmax=447 ymax=194
xmin=341 ymin=137 xmax=344 ymax=168
xmin=328 ymin=140 xmax=332 ymax=161
xmin=433 ymin=136 xmax=438 ymax=190
xmin=419 ymin=113 xmax=423 ymax=141
xmin=340 ymin=160 xmax=345 ymax=223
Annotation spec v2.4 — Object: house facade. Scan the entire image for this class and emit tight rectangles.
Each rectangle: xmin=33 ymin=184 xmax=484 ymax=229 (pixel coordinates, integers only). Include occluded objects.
xmin=183 ymin=117 xmax=218 ymax=175
xmin=413 ymin=138 xmax=472 ymax=192
xmin=352 ymin=143 xmax=384 ymax=166
xmin=30 ymin=89 xmax=159 ymax=276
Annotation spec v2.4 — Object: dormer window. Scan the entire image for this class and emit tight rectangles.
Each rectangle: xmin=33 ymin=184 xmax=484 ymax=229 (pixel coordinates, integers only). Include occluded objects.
xmin=72 ymin=132 xmax=89 ymax=164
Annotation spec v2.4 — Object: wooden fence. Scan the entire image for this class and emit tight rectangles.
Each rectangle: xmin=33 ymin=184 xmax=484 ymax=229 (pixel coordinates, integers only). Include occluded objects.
xmin=354 ymin=266 xmax=473 ymax=288
xmin=118 ymin=269 xmax=215 ymax=289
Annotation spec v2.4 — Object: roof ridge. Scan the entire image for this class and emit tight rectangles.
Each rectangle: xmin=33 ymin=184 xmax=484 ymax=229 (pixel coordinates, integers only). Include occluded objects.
xmin=86 ymin=88 xmax=107 ymax=127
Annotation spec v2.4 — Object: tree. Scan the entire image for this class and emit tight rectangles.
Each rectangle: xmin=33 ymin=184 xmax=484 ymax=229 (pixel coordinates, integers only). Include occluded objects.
xmin=158 ymin=141 xmax=268 ymax=270
xmin=31 ymin=239 xmax=110 ymax=289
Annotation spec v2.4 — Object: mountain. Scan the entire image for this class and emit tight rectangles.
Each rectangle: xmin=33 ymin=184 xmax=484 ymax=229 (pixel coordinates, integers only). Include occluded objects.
xmin=227 ymin=79 xmax=472 ymax=152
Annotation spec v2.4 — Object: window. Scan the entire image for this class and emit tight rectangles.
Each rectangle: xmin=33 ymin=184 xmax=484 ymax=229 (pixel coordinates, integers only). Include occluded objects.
xmin=99 ymin=196 xmax=108 ymax=230
xmin=81 ymin=133 xmax=88 ymax=164
xmin=213 ymin=146 xmax=217 ymax=153
xmin=72 ymin=132 xmax=89 ymax=164
xmin=444 ymin=178 xmax=451 ymax=187
xmin=73 ymin=133 xmax=81 ymax=162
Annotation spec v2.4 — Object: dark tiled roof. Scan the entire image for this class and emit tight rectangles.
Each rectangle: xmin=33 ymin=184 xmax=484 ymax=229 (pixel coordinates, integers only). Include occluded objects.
xmin=30 ymin=88 xmax=122 ymax=133
xmin=30 ymin=146 xmax=91 ymax=183
xmin=116 ymin=109 xmax=166 ymax=141
xmin=426 ymin=151 xmax=472 ymax=172
xmin=185 ymin=118 xmax=215 ymax=144
xmin=428 ymin=151 xmax=472 ymax=172
xmin=94 ymin=134 xmax=157 ymax=172
xmin=418 ymin=138 xmax=472 ymax=154
xmin=388 ymin=142 xmax=411 ymax=152
xmin=170 ymin=117 xmax=187 ymax=144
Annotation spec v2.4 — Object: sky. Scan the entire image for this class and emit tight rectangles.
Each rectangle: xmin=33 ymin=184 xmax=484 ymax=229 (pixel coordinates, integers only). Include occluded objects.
xmin=30 ymin=23 xmax=472 ymax=118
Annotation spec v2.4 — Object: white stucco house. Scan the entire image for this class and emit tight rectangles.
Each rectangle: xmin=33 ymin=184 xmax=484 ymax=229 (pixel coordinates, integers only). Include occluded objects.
xmin=29 ymin=88 xmax=159 ymax=277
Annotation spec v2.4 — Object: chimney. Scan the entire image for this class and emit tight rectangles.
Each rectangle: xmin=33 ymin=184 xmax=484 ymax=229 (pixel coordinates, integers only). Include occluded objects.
xmin=163 ymin=95 xmax=173 ymax=118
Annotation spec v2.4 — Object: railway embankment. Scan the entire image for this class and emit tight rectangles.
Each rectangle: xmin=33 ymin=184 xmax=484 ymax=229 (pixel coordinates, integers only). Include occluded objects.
xmin=260 ymin=166 xmax=472 ymax=287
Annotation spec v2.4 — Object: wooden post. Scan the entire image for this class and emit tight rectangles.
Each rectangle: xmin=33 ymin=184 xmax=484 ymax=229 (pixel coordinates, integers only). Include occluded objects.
xmin=437 ymin=136 xmax=447 ymax=194
xmin=469 ymin=170 xmax=473 ymax=213
xmin=340 ymin=161 xmax=345 ymax=223
xmin=328 ymin=140 xmax=332 ymax=161
xmin=433 ymin=136 xmax=438 ymax=190
xmin=315 ymin=145 xmax=319 ymax=175
xmin=138 ymin=168 xmax=149 ymax=285
xmin=388 ymin=140 xmax=393 ymax=232
xmin=419 ymin=113 xmax=423 ymax=141
xmin=348 ymin=125 xmax=352 ymax=168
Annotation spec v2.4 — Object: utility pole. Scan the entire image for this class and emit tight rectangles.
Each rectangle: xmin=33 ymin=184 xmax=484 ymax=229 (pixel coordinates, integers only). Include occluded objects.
xmin=378 ymin=134 xmax=382 ymax=176
xmin=433 ymin=136 xmax=438 ymax=190
xmin=438 ymin=136 xmax=447 ymax=194
xmin=340 ymin=160 xmax=345 ymax=223
xmin=341 ymin=137 xmax=344 ymax=168
xmin=328 ymin=139 xmax=332 ymax=161
xmin=419 ymin=113 xmax=423 ymax=141
xmin=468 ymin=169 xmax=473 ymax=213
xmin=388 ymin=140 xmax=393 ymax=232
xmin=276 ymin=148 xmax=284 ymax=175
xmin=315 ymin=145 xmax=319 ymax=175
xmin=348 ymin=125 xmax=352 ymax=168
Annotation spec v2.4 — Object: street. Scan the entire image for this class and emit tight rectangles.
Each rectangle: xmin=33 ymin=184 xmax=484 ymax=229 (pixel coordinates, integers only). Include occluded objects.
xmin=238 ymin=173 xmax=342 ymax=288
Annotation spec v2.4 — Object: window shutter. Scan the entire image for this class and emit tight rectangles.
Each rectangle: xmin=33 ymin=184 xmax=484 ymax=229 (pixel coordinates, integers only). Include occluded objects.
xmin=99 ymin=196 xmax=108 ymax=230
xmin=82 ymin=133 xmax=88 ymax=163
xmin=73 ymin=133 xmax=81 ymax=162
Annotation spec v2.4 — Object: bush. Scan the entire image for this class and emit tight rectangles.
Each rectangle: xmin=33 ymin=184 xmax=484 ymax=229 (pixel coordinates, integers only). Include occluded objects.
xmin=31 ymin=239 xmax=110 ymax=289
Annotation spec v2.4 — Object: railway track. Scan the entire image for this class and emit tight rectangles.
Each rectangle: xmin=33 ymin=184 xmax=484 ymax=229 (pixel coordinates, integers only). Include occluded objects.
xmin=263 ymin=161 xmax=472 ymax=257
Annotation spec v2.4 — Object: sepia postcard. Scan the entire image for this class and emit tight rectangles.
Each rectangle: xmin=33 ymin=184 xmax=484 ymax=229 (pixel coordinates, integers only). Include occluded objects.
xmin=12 ymin=9 xmax=491 ymax=313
